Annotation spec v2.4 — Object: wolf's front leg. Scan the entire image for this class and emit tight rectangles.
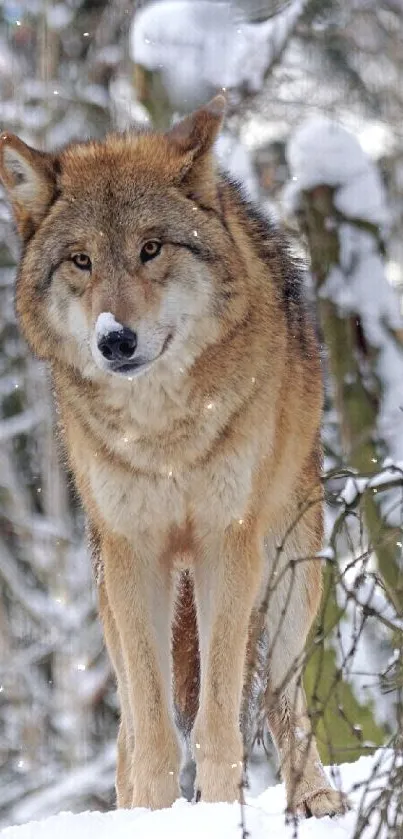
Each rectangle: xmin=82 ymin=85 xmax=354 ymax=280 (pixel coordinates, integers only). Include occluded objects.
xmin=98 ymin=581 xmax=134 ymax=806
xmin=192 ymin=524 xmax=263 ymax=802
xmin=103 ymin=532 xmax=180 ymax=810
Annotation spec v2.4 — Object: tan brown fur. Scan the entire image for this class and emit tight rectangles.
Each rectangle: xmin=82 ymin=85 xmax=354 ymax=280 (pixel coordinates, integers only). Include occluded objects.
xmin=0 ymin=98 xmax=346 ymax=816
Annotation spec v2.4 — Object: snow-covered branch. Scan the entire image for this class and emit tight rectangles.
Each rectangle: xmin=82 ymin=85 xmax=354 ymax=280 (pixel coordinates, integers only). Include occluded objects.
xmin=8 ymin=743 xmax=116 ymax=827
xmin=130 ymin=0 xmax=307 ymax=108
xmin=0 ymin=409 xmax=44 ymax=443
xmin=286 ymin=118 xmax=403 ymax=463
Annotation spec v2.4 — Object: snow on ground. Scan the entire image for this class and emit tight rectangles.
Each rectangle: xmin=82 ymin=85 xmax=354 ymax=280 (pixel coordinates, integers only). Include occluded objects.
xmin=1 ymin=751 xmax=395 ymax=839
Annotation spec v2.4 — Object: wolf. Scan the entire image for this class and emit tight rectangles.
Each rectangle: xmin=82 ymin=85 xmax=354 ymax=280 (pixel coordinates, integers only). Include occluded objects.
xmin=0 ymin=96 xmax=346 ymax=817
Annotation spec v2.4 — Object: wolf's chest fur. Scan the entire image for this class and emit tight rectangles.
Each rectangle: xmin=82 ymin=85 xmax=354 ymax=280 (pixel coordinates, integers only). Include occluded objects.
xmin=60 ymin=364 xmax=261 ymax=556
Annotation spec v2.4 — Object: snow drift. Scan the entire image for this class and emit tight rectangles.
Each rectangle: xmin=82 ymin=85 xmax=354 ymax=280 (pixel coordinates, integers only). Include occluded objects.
xmin=1 ymin=751 xmax=396 ymax=839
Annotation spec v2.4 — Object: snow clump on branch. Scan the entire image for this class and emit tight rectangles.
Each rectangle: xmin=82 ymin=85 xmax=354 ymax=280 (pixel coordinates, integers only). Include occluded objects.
xmin=130 ymin=0 xmax=306 ymax=107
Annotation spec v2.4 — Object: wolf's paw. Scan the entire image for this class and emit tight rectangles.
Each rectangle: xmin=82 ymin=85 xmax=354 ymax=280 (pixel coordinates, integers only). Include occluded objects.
xmin=291 ymin=787 xmax=349 ymax=819
xmin=195 ymin=757 xmax=242 ymax=803
xmin=131 ymin=768 xmax=180 ymax=810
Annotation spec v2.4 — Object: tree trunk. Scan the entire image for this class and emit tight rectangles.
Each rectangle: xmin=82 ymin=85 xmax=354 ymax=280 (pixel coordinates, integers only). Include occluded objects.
xmin=297 ymin=183 xmax=397 ymax=761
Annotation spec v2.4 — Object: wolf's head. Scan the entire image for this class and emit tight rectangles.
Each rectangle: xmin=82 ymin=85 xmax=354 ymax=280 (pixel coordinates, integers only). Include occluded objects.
xmin=0 ymin=96 xmax=248 ymax=382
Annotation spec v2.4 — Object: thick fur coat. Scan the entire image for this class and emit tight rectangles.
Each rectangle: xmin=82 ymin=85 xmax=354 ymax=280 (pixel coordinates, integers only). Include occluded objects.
xmin=0 ymin=97 xmax=346 ymax=817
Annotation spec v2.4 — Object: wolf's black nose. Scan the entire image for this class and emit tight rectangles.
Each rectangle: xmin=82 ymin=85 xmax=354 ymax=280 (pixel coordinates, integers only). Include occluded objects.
xmin=98 ymin=327 xmax=137 ymax=362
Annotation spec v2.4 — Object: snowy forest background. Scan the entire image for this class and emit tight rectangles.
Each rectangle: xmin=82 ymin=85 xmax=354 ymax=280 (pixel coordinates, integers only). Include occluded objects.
xmin=1 ymin=0 xmax=403 ymax=831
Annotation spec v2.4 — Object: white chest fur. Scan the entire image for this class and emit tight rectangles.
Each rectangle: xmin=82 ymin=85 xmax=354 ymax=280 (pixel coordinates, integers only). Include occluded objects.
xmin=80 ymin=365 xmax=261 ymax=548
xmin=89 ymin=455 xmax=188 ymax=539
xmin=88 ymin=437 xmax=257 ymax=547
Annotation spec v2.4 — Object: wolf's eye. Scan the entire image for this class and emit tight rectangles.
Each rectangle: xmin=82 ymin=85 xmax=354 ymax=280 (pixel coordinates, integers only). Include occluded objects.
xmin=140 ymin=240 xmax=162 ymax=263
xmin=71 ymin=253 xmax=92 ymax=271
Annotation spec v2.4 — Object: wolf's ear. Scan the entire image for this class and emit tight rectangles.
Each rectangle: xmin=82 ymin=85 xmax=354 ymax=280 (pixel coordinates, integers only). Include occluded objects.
xmin=0 ymin=133 xmax=59 ymax=242
xmin=166 ymin=95 xmax=226 ymax=201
